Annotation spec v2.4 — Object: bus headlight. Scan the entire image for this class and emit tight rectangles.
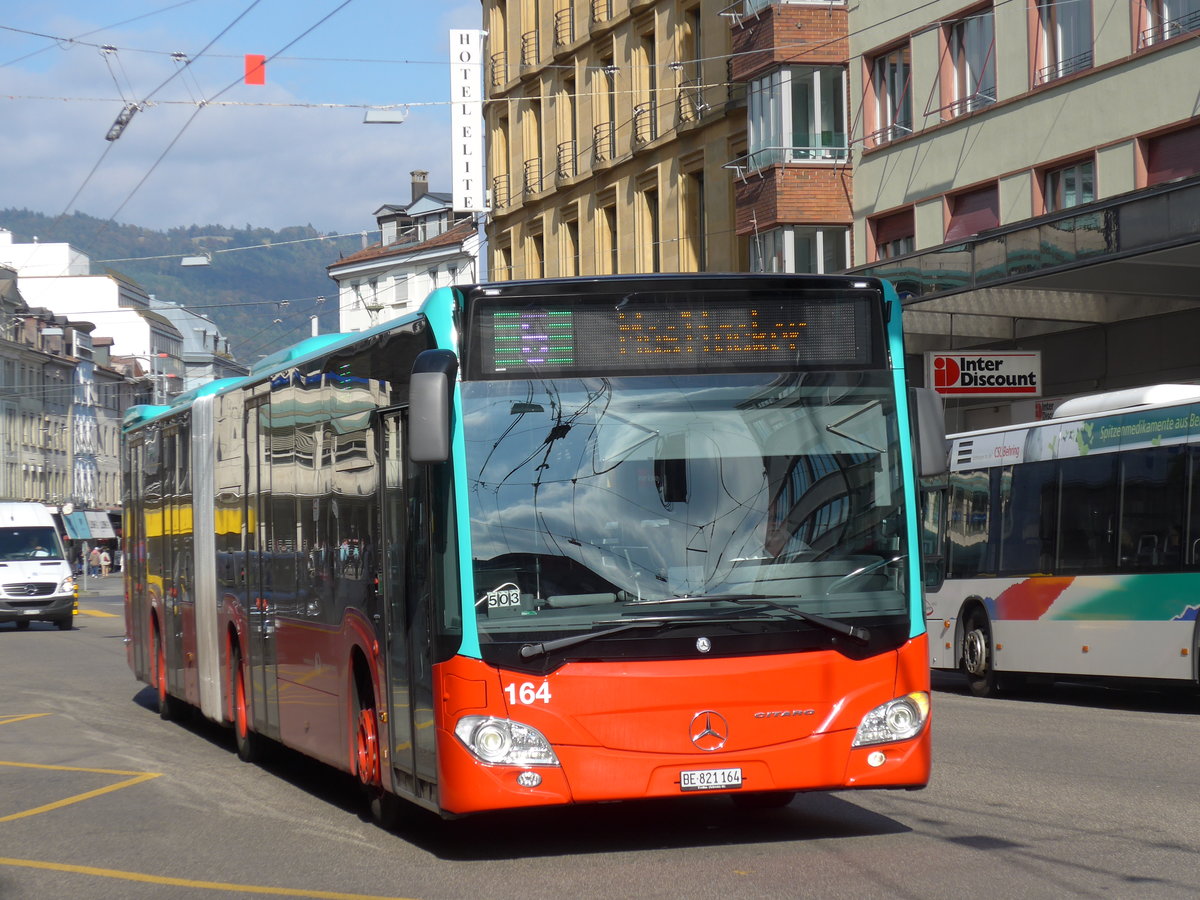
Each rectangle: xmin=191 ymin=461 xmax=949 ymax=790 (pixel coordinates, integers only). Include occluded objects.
xmin=851 ymin=692 xmax=930 ymax=747
xmin=454 ymin=716 xmax=560 ymax=767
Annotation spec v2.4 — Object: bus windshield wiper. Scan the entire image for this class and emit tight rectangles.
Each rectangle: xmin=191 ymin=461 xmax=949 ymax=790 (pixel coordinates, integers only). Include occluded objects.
xmin=623 ymin=594 xmax=871 ymax=645
xmin=519 ymin=620 xmax=667 ymax=659
xmin=518 ymin=610 xmax=747 ymax=659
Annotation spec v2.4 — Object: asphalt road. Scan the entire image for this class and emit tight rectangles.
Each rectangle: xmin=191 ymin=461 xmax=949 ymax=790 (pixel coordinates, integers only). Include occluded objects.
xmin=2 ymin=580 xmax=1199 ymax=899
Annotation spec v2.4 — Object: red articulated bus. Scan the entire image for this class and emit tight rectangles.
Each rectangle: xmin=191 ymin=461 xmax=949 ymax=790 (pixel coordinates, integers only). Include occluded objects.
xmin=123 ymin=274 xmax=943 ymax=823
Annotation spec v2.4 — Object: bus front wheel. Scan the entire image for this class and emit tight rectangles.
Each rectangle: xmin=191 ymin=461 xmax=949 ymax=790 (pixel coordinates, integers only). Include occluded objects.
xmin=353 ymin=688 xmax=403 ymax=830
xmin=962 ymin=609 xmax=999 ymax=698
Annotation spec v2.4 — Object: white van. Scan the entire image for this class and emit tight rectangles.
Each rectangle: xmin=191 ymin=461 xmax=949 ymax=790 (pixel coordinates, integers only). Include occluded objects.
xmin=0 ymin=503 xmax=77 ymax=630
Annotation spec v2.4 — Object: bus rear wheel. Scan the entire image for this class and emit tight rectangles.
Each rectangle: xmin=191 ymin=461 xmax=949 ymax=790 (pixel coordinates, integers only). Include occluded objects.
xmin=154 ymin=624 xmax=185 ymax=720
xmin=962 ymin=609 xmax=999 ymax=698
xmin=232 ymin=646 xmax=264 ymax=763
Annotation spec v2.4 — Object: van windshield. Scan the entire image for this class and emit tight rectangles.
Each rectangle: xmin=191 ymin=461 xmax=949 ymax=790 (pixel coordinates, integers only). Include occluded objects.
xmin=0 ymin=527 xmax=65 ymax=561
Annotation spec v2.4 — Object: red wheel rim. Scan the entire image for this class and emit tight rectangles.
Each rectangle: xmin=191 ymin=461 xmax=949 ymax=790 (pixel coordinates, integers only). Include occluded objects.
xmin=235 ymin=663 xmax=249 ymax=740
xmin=356 ymin=707 xmax=379 ymax=787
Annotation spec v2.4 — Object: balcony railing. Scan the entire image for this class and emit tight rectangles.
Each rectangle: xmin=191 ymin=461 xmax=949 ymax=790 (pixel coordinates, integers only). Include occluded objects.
xmin=491 ymin=174 xmax=510 ymax=210
xmin=554 ymin=6 xmax=575 ymax=47
xmin=489 ymin=51 xmax=509 ymax=88
xmin=864 ymin=121 xmax=913 ymax=149
xmin=591 ymin=0 xmax=612 ymax=25
xmin=556 ymin=140 xmax=577 ymax=180
xmin=593 ymin=122 xmax=615 ymax=162
xmin=1139 ymin=9 xmax=1200 ymax=48
xmin=523 ymin=157 xmax=543 ymax=195
xmin=1034 ymin=50 xmax=1092 ymax=85
xmin=521 ymin=30 xmax=540 ymax=67
xmin=633 ymin=102 xmax=658 ymax=144
xmin=677 ymin=78 xmax=710 ymax=122
xmin=936 ymin=87 xmax=996 ymax=122
xmin=724 ymin=143 xmax=850 ymax=178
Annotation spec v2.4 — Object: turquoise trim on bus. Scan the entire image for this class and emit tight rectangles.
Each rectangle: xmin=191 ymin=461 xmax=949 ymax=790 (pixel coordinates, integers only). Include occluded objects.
xmin=419 ymin=287 xmax=481 ymax=659
xmin=883 ymin=281 xmax=927 ymax=639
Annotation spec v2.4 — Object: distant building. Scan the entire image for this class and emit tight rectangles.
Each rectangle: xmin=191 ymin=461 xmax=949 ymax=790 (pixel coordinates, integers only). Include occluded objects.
xmin=328 ymin=171 xmax=482 ymax=332
xmin=151 ymin=300 xmax=247 ymax=391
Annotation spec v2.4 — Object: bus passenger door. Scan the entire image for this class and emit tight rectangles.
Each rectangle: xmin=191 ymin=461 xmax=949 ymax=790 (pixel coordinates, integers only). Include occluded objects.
xmin=244 ymin=396 xmax=280 ymax=740
xmin=378 ymin=410 xmax=431 ymax=801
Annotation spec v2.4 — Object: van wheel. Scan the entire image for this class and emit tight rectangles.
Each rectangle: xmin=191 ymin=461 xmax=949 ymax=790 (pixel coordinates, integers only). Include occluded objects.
xmin=15 ymin=619 xmax=30 ymax=630
xmin=55 ymin=617 xmax=73 ymax=631
xmin=962 ymin=608 xmax=999 ymax=698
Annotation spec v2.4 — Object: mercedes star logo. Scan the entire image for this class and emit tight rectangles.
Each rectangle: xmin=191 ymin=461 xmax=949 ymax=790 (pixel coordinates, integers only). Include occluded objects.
xmin=689 ymin=710 xmax=729 ymax=751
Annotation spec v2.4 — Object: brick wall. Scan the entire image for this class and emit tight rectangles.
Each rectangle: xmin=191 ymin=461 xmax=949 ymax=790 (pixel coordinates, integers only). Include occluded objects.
xmin=730 ymin=4 xmax=849 ymax=83
xmin=734 ymin=164 xmax=853 ymax=234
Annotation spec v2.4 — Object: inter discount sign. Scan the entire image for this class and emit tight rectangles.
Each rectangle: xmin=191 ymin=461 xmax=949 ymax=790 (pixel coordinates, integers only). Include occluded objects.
xmin=925 ymin=352 xmax=1041 ymax=397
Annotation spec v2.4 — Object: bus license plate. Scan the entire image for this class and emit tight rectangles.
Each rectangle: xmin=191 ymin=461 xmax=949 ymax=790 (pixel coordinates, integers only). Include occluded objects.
xmin=680 ymin=767 xmax=742 ymax=792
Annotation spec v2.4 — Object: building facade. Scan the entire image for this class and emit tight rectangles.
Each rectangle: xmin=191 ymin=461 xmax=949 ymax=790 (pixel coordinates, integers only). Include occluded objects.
xmin=329 ymin=172 xmax=481 ymax=332
xmin=483 ymin=0 xmax=744 ymax=277
xmin=847 ymin=1 xmax=1200 ymax=428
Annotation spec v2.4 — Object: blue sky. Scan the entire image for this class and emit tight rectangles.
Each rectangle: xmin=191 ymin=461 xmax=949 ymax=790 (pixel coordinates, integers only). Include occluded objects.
xmin=0 ymin=1 xmax=480 ymax=235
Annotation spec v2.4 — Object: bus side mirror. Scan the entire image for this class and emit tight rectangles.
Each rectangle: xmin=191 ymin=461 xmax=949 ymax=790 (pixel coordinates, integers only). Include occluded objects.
xmin=409 ymin=349 xmax=459 ymax=464
xmin=910 ymin=387 xmax=948 ymax=478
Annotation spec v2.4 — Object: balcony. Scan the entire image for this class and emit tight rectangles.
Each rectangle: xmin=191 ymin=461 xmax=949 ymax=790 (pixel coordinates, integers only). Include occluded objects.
xmin=491 ymin=174 xmax=510 ymax=210
xmin=521 ymin=30 xmax=540 ymax=67
xmin=489 ymin=51 xmax=509 ymax=88
xmin=554 ymin=6 xmax=575 ymax=47
xmin=593 ymin=122 xmax=615 ymax=162
xmin=633 ymin=103 xmax=658 ymax=144
xmin=556 ymin=141 xmax=577 ymax=180
xmin=523 ymin=157 xmax=543 ymax=195
xmin=591 ymin=0 xmax=612 ymax=26
xmin=677 ymin=79 xmax=710 ymax=122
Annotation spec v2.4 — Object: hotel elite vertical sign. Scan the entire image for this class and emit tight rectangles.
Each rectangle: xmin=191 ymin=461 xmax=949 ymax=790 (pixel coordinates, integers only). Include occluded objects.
xmin=450 ymin=30 xmax=486 ymax=213
xmin=925 ymin=351 xmax=1042 ymax=398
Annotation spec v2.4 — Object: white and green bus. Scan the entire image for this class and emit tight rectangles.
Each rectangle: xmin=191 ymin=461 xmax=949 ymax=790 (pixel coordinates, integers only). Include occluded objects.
xmin=927 ymin=384 xmax=1200 ymax=696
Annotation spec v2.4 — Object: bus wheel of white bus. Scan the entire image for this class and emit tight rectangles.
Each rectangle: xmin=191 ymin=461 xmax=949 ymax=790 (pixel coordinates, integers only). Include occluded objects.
xmin=154 ymin=624 xmax=185 ymax=721
xmin=962 ymin=609 xmax=999 ymax=698
xmin=232 ymin=647 xmax=264 ymax=763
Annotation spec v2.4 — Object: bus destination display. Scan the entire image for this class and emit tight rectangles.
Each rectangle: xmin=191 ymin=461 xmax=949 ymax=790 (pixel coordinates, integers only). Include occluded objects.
xmin=479 ymin=295 xmax=876 ymax=375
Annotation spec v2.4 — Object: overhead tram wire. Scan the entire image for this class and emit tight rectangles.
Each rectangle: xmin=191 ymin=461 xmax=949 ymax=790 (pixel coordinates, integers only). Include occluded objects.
xmin=80 ymin=0 xmax=357 ymax=252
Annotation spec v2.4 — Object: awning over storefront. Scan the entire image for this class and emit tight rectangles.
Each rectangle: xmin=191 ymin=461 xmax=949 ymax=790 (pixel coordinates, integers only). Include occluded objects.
xmin=63 ymin=511 xmax=117 ymax=540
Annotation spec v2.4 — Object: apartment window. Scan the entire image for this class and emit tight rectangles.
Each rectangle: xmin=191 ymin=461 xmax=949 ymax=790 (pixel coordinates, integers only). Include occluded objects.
xmin=870 ymin=44 xmax=913 ymax=145
xmin=1138 ymin=0 xmax=1200 ymax=47
xmin=563 ymin=216 xmax=580 ymax=277
xmin=749 ymin=67 xmax=847 ymax=166
xmin=558 ymin=74 xmax=578 ymax=179
xmin=750 ymin=226 xmax=849 ymax=274
xmin=529 ymin=230 xmax=545 ymax=279
xmin=945 ymin=183 xmax=1000 ymax=241
xmin=943 ymin=6 xmax=995 ymax=117
xmin=1034 ymin=0 xmax=1093 ymax=84
xmin=595 ymin=54 xmax=617 ymax=161
xmin=634 ymin=31 xmax=658 ymax=143
xmin=599 ymin=202 xmax=618 ymax=274
xmin=683 ymin=170 xmax=707 ymax=271
xmin=1044 ymin=159 xmax=1095 ymax=212
xmin=640 ymin=187 xmax=661 ymax=273
xmin=1144 ymin=122 xmax=1200 ymax=185
xmin=524 ymin=97 xmax=543 ymax=194
xmin=872 ymin=208 xmax=915 ymax=260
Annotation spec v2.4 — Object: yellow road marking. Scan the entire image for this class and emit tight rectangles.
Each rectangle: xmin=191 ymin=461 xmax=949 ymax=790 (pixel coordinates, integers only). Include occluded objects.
xmin=0 ymin=760 xmax=162 ymax=823
xmin=0 ymin=858 xmax=419 ymax=899
xmin=77 ymin=609 xmax=119 ymax=618
xmin=0 ymin=714 xmax=51 ymax=726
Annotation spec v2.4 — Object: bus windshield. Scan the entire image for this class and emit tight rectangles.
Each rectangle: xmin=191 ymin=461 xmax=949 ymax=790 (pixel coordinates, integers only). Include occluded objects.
xmin=462 ymin=372 xmax=910 ymax=655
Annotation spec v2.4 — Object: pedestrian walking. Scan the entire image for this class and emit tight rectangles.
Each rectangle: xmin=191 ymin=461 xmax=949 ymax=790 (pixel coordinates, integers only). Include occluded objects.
xmin=88 ymin=545 xmax=101 ymax=577
xmin=100 ymin=548 xmax=111 ymax=576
